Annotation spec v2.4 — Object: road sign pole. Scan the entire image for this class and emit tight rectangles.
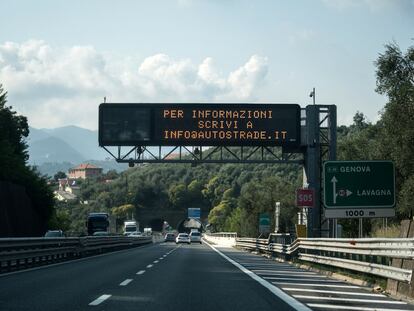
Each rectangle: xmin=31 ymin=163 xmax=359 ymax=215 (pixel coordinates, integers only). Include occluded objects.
xmin=274 ymin=202 xmax=280 ymax=233
xmin=304 ymin=105 xmax=337 ymax=237
xmin=305 ymin=105 xmax=321 ymax=237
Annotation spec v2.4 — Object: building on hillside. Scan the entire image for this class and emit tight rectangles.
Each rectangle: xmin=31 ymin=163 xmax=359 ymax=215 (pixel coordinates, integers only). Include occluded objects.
xmin=68 ymin=163 xmax=103 ymax=179
xmin=54 ymin=190 xmax=77 ymax=202
xmin=58 ymin=178 xmax=77 ymax=191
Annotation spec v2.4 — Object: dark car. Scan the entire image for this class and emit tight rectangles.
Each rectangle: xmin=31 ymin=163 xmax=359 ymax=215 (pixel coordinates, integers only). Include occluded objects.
xmin=44 ymin=230 xmax=64 ymax=237
xmin=164 ymin=233 xmax=176 ymax=242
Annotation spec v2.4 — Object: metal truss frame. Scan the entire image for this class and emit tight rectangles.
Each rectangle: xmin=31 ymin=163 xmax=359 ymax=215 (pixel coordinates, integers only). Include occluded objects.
xmin=102 ymin=145 xmax=304 ymax=165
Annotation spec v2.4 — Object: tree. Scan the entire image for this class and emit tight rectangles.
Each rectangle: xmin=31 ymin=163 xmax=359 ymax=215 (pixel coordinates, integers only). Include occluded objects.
xmin=0 ymin=84 xmax=29 ymax=178
xmin=54 ymin=171 xmax=67 ymax=181
xmin=0 ymin=84 xmax=55 ymax=235
xmin=375 ymin=42 xmax=414 ymax=219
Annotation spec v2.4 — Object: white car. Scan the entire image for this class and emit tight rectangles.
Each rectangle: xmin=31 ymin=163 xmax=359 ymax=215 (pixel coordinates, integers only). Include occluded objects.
xmin=175 ymin=233 xmax=190 ymax=244
xmin=189 ymin=231 xmax=202 ymax=244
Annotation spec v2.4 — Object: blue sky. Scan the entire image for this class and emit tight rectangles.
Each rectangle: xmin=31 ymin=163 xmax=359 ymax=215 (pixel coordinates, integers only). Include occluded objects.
xmin=0 ymin=0 xmax=413 ymax=129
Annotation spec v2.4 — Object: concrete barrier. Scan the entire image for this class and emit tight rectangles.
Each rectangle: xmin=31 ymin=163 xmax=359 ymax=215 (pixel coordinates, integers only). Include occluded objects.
xmin=203 ymin=233 xmax=237 ymax=247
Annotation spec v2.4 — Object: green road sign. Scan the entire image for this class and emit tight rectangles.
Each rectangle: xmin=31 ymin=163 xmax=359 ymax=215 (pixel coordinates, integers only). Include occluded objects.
xmin=259 ymin=213 xmax=270 ymax=234
xmin=324 ymin=161 xmax=395 ymax=209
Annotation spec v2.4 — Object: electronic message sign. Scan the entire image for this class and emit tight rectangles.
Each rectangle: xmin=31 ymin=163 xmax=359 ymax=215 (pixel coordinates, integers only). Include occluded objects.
xmin=99 ymin=103 xmax=300 ymax=147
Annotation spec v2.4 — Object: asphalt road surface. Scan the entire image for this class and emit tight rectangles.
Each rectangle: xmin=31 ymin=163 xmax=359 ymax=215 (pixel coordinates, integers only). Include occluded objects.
xmin=0 ymin=241 xmax=412 ymax=311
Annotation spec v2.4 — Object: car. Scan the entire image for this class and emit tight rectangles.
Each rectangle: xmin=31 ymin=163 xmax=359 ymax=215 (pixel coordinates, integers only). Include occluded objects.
xmin=189 ymin=231 xmax=202 ymax=244
xmin=175 ymin=233 xmax=190 ymax=244
xmin=164 ymin=233 xmax=176 ymax=242
xmin=44 ymin=230 xmax=64 ymax=237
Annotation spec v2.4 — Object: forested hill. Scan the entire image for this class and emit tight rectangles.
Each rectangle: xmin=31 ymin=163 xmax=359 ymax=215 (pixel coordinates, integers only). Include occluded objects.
xmin=68 ymin=157 xmax=302 ymax=236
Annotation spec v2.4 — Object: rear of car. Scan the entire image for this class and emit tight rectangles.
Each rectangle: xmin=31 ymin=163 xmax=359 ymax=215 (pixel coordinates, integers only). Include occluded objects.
xmin=44 ymin=230 xmax=64 ymax=237
xmin=164 ymin=233 xmax=176 ymax=242
xmin=189 ymin=231 xmax=202 ymax=244
xmin=175 ymin=233 xmax=190 ymax=244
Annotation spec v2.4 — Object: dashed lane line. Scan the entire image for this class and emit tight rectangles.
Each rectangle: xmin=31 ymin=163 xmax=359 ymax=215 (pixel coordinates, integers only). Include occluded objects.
xmin=89 ymin=294 xmax=111 ymax=306
xmin=119 ymin=279 xmax=133 ymax=286
xmin=153 ymin=260 xmax=159 ymax=264
xmin=136 ymin=270 xmax=145 ymax=275
xmin=146 ymin=264 xmax=153 ymax=268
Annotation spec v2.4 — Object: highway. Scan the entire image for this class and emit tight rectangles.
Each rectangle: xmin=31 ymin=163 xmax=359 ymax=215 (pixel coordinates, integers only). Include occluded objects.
xmin=0 ymin=241 xmax=412 ymax=311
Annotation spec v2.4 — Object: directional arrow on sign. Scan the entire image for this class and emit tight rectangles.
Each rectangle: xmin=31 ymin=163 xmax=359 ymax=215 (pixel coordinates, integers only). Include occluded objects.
xmin=331 ymin=176 xmax=338 ymax=204
xmin=346 ymin=189 xmax=352 ymax=197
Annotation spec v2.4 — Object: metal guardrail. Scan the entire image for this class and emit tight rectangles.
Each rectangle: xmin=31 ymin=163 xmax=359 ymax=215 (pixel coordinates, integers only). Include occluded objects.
xmin=0 ymin=235 xmax=152 ymax=273
xmin=235 ymin=236 xmax=414 ymax=283
xmin=207 ymin=232 xmax=238 ymax=238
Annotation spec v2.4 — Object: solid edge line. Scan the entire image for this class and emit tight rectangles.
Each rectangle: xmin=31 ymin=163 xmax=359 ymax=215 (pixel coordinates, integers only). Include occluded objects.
xmin=88 ymin=294 xmax=111 ymax=306
xmin=203 ymin=240 xmax=312 ymax=311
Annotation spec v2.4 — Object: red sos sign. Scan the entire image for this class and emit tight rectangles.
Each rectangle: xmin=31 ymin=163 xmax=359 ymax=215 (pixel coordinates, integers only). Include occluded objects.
xmin=296 ymin=189 xmax=315 ymax=207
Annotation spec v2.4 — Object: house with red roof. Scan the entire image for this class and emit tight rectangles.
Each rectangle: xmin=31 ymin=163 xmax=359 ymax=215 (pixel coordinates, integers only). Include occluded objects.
xmin=68 ymin=163 xmax=103 ymax=179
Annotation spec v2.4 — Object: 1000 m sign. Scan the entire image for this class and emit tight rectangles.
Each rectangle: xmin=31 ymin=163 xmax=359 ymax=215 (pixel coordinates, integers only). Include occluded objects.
xmin=99 ymin=103 xmax=300 ymax=147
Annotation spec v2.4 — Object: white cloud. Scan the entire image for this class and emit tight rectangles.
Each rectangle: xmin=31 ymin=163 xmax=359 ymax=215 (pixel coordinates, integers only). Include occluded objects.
xmin=0 ymin=40 xmax=269 ymax=129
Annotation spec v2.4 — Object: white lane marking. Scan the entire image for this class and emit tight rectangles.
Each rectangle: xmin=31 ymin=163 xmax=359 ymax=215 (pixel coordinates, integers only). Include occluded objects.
xmin=283 ymin=288 xmax=385 ymax=297
xmin=159 ymin=257 xmax=163 ymax=260
xmin=307 ymin=304 xmax=410 ymax=311
xmin=252 ymin=270 xmax=318 ymax=275
xmin=274 ymin=282 xmax=361 ymax=289
xmin=204 ymin=240 xmax=312 ymax=311
xmin=264 ymin=276 xmax=340 ymax=282
xmin=153 ymin=260 xmax=159 ymax=264
xmin=293 ymin=295 xmax=407 ymax=304
xmin=136 ymin=270 xmax=145 ymax=275
xmin=89 ymin=294 xmax=111 ymax=306
xmin=146 ymin=264 xmax=153 ymax=268
xmin=164 ymin=255 xmax=168 ymax=257
xmin=119 ymin=279 xmax=133 ymax=286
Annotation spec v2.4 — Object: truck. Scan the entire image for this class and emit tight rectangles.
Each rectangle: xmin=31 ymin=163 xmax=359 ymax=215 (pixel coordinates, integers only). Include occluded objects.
xmin=123 ymin=220 xmax=138 ymax=235
xmin=86 ymin=212 xmax=110 ymax=235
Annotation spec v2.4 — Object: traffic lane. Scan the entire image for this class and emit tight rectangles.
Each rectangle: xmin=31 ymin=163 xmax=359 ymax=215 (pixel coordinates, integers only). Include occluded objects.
xmin=219 ymin=247 xmax=414 ymax=311
xmin=0 ymin=242 xmax=176 ymax=311
xmin=92 ymin=243 xmax=299 ymax=311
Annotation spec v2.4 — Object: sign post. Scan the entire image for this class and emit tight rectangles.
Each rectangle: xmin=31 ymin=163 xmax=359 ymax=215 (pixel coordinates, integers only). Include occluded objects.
xmin=323 ymin=161 xmax=395 ymax=218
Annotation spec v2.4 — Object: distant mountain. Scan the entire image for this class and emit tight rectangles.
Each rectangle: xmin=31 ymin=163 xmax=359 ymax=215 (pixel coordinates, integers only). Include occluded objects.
xmin=42 ymin=126 xmax=108 ymax=160
xmin=28 ymin=136 xmax=86 ymax=165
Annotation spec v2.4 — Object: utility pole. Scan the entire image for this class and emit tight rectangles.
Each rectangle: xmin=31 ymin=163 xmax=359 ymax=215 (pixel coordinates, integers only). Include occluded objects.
xmin=275 ymin=202 xmax=280 ymax=233
xmin=309 ymin=88 xmax=316 ymax=105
